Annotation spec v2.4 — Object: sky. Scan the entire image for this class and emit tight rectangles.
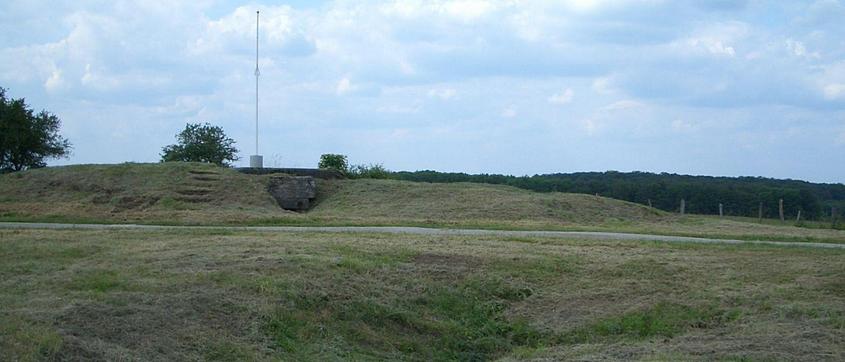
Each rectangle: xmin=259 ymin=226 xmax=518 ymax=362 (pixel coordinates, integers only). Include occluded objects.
xmin=1 ymin=0 xmax=844 ymax=183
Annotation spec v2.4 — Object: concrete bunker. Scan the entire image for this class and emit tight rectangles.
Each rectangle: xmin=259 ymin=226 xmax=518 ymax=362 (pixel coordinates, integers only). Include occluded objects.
xmin=267 ymin=175 xmax=316 ymax=211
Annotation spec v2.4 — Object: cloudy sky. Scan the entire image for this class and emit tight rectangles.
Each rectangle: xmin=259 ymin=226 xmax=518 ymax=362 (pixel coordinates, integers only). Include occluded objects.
xmin=1 ymin=1 xmax=844 ymax=182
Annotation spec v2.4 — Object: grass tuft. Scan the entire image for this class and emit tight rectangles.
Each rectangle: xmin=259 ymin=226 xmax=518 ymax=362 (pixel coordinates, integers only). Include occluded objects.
xmin=562 ymin=302 xmax=741 ymax=343
xmin=67 ymin=270 xmax=125 ymax=293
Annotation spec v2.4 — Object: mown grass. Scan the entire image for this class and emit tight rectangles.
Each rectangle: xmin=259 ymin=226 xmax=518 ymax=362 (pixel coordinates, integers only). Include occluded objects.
xmin=260 ymin=277 xmax=542 ymax=360
xmin=0 ymin=228 xmax=843 ymax=361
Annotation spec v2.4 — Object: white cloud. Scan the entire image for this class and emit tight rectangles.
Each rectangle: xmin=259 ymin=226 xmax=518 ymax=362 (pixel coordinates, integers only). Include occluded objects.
xmin=336 ymin=77 xmax=353 ymax=95
xmin=379 ymin=0 xmax=500 ymax=23
xmin=548 ymin=88 xmax=574 ymax=104
xmin=685 ymin=37 xmax=736 ymax=57
xmin=823 ymin=83 xmax=845 ymax=100
xmin=674 ymin=22 xmax=749 ymax=58
xmin=581 ymin=118 xmax=599 ymax=135
xmin=563 ymin=0 xmax=605 ymax=12
xmin=80 ymin=64 xmax=120 ymax=91
xmin=592 ymin=76 xmax=616 ymax=95
xmin=442 ymin=0 xmax=496 ymax=22
xmin=428 ymin=88 xmax=456 ymax=100
xmin=44 ymin=67 xmax=65 ymax=93
xmin=376 ymin=103 xmax=421 ymax=114
xmin=191 ymin=6 xmax=315 ymax=57
xmin=603 ymin=100 xmax=644 ymax=111
xmin=819 ymin=62 xmax=845 ymax=100
xmin=786 ymin=38 xmax=806 ymax=57
xmin=786 ymin=38 xmax=820 ymax=59
xmin=576 ymin=100 xmax=656 ymax=137
xmin=671 ymin=119 xmax=697 ymax=133
xmin=501 ymin=105 xmax=517 ymax=118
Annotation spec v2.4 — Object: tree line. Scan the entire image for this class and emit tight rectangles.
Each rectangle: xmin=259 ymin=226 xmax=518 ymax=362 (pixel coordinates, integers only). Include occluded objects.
xmin=391 ymin=170 xmax=845 ymax=220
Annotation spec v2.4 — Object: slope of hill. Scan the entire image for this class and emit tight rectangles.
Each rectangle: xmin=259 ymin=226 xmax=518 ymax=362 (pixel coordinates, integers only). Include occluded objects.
xmin=308 ymin=179 xmax=663 ymax=226
xmin=0 ymin=163 xmax=284 ymax=224
xmin=1 ymin=163 xmax=844 ymax=243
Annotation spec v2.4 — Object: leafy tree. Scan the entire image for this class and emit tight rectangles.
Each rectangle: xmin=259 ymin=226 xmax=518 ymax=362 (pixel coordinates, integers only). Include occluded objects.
xmin=161 ymin=122 xmax=239 ymax=166
xmin=318 ymin=154 xmax=348 ymax=173
xmin=0 ymin=87 xmax=71 ymax=172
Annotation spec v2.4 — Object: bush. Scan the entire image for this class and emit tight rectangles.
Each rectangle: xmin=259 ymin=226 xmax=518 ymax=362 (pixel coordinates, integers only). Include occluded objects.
xmin=348 ymin=163 xmax=391 ymax=179
xmin=318 ymin=154 xmax=348 ymax=173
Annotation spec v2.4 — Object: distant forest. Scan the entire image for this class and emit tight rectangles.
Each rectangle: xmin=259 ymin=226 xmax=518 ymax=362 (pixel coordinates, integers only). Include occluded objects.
xmin=391 ymin=171 xmax=845 ymax=220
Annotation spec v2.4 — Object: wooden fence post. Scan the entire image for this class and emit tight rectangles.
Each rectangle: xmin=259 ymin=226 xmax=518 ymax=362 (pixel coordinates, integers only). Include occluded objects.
xmin=758 ymin=202 xmax=763 ymax=222
xmin=796 ymin=210 xmax=801 ymax=223
xmin=648 ymin=199 xmax=653 ymax=208
xmin=680 ymin=199 xmax=686 ymax=215
xmin=719 ymin=203 xmax=723 ymax=217
xmin=779 ymin=199 xmax=784 ymax=222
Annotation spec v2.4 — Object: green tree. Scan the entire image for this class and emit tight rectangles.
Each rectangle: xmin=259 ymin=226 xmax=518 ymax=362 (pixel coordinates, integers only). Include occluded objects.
xmin=0 ymin=87 xmax=71 ymax=172
xmin=161 ymin=122 xmax=239 ymax=166
xmin=318 ymin=154 xmax=348 ymax=173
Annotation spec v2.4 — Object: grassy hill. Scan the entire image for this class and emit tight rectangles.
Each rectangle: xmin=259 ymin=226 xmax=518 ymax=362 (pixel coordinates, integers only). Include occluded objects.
xmin=0 ymin=163 xmax=283 ymax=224
xmin=1 ymin=163 xmax=844 ymax=243
xmin=0 ymin=163 xmax=661 ymax=226
xmin=308 ymin=179 xmax=663 ymax=227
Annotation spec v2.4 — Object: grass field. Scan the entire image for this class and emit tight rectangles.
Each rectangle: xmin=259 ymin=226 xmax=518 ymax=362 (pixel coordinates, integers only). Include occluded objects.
xmin=1 ymin=228 xmax=843 ymax=361
xmin=2 ymin=163 xmax=844 ymax=244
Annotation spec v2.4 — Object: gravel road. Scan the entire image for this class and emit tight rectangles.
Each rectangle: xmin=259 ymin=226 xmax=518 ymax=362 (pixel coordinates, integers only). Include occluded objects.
xmin=2 ymin=222 xmax=843 ymax=249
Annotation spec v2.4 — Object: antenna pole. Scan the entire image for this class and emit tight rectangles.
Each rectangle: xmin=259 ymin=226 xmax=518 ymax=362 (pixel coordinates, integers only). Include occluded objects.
xmin=255 ymin=10 xmax=260 ymax=156
xmin=248 ymin=10 xmax=264 ymax=168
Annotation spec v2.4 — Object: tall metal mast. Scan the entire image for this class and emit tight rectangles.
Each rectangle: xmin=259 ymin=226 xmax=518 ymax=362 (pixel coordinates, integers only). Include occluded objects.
xmin=249 ymin=10 xmax=263 ymax=168
xmin=254 ymin=10 xmax=260 ymax=156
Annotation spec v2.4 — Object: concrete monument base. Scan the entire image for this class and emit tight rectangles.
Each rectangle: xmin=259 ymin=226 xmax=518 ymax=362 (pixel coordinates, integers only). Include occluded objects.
xmin=249 ymin=155 xmax=263 ymax=168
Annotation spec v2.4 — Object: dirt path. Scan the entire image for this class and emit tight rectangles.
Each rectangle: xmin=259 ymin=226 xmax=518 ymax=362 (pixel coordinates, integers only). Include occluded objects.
xmin=1 ymin=222 xmax=843 ymax=249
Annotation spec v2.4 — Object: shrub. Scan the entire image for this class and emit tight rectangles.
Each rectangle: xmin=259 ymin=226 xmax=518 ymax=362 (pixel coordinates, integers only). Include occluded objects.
xmin=318 ymin=154 xmax=348 ymax=173
xmin=348 ymin=163 xmax=391 ymax=179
